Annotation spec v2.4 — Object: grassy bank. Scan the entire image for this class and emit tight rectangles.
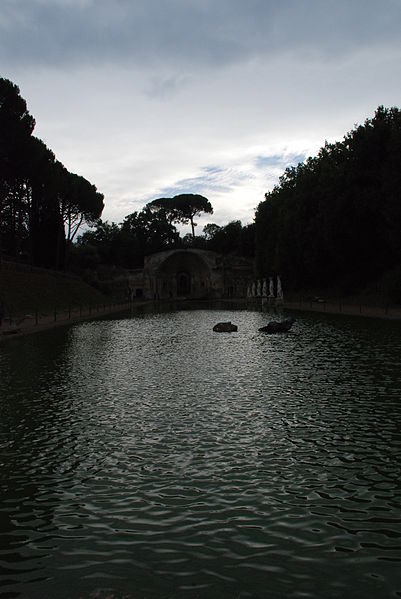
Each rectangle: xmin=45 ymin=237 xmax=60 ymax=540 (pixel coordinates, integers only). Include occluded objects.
xmin=0 ymin=266 xmax=109 ymax=317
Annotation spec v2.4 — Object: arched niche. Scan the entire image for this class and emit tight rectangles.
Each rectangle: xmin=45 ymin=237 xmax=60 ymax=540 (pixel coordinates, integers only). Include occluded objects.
xmin=155 ymin=251 xmax=211 ymax=299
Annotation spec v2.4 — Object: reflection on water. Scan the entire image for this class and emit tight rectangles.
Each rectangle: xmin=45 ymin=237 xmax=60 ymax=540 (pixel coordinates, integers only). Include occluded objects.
xmin=1 ymin=308 xmax=401 ymax=598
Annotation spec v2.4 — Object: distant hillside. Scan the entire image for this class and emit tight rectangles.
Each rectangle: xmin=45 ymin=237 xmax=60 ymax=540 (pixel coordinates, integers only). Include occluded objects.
xmin=0 ymin=264 xmax=108 ymax=316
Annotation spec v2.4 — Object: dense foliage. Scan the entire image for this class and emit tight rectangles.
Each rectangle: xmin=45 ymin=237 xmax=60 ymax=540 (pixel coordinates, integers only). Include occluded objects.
xmin=201 ymin=220 xmax=255 ymax=257
xmin=74 ymin=208 xmax=180 ymax=271
xmin=0 ymin=78 xmax=104 ymax=269
xmin=73 ymin=211 xmax=254 ymax=279
xmin=255 ymin=106 xmax=401 ymax=300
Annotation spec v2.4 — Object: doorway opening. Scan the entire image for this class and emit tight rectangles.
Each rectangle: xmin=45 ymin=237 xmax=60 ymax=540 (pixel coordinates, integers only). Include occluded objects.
xmin=177 ymin=271 xmax=191 ymax=296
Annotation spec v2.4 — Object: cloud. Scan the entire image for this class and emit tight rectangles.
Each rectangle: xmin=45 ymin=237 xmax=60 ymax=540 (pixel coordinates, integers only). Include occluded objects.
xmin=1 ymin=0 xmax=401 ymax=70
xmin=144 ymin=74 xmax=191 ymax=100
xmin=159 ymin=166 xmax=242 ymax=197
xmin=2 ymin=1 xmax=401 ymax=233
xmin=254 ymin=154 xmax=305 ymax=170
xmin=135 ymin=147 xmax=313 ymax=232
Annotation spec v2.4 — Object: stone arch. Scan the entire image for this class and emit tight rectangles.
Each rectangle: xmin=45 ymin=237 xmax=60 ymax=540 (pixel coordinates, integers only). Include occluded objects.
xmin=155 ymin=250 xmax=212 ymax=299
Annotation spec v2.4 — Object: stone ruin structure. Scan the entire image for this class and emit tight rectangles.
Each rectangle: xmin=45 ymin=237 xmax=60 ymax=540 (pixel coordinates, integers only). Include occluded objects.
xmin=126 ymin=249 xmax=253 ymax=300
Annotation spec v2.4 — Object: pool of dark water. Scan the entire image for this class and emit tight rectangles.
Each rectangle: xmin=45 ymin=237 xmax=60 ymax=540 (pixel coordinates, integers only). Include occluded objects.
xmin=1 ymin=308 xmax=401 ymax=598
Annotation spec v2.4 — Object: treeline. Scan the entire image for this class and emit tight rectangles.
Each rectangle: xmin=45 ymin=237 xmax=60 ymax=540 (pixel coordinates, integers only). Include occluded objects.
xmin=255 ymin=106 xmax=401 ymax=301
xmin=72 ymin=210 xmax=255 ymax=277
xmin=0 ymin=78 xmax=104 ymax=270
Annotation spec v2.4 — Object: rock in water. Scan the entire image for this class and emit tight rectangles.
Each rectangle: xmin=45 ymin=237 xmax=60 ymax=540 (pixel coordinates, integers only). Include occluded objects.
xmin=213 ymin=321 xmax=238 ymax=332
xmin=258 ymin=318 xmax=295 ymax=334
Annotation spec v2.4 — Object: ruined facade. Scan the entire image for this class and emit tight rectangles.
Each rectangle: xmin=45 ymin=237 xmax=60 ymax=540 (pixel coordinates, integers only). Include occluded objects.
xmin=127 ymin=249 xmax=253 ymax=300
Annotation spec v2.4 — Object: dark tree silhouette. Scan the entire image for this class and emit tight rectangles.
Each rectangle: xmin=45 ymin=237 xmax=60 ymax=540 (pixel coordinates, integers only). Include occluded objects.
xmin=77 ymin=208 xmax=179 ymax=270
xmin=0 ymin=78 xmax=35 ymax=261
xmin=0 ymin=77 xmax=104 ymax=269
xmin=147 ymin=193 xmax=213 ymax=238
xmin=202 ymin=220 xmax=255 ymax=257
xmin=255 ymin=106 xmax=401 ymax=300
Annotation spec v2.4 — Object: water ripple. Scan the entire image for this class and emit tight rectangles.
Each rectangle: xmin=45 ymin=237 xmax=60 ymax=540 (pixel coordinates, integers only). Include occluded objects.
xmin=1 ymin=309 xmax=401 ymax=598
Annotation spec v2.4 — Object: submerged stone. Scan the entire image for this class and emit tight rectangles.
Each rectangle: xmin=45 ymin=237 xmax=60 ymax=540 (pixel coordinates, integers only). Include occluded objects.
xmin=213 ymin=321 xmax=238 ymax=332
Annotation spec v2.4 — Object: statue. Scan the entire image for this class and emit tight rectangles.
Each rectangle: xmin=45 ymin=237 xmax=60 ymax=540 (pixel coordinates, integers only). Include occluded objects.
xmin=262 ymin=279 xmax=267 ymax=297
xmin=277 ymin=276 xmax=283 ymax=302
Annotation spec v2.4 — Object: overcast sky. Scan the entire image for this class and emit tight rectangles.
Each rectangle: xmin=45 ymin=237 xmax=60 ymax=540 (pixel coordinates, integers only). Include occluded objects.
xmin=2 ymin=0 xmax=401 ymax=234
